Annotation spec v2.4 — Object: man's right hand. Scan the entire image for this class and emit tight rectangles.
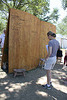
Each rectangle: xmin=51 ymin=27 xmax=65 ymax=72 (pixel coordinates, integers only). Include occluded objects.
xmin=0 ymin=38 xmax=2 ymax=43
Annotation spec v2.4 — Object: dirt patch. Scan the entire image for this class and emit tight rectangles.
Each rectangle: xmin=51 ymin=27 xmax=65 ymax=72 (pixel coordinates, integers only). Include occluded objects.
xmin=0 ymin=62 xmax=67 ymax=100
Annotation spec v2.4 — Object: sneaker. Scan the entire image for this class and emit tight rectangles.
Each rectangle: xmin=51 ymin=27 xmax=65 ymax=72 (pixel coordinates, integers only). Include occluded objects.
xmin=42 ymin=84 xmax=51 ymax=89
xmin=50 ymin=82 xmax=52 ymax=86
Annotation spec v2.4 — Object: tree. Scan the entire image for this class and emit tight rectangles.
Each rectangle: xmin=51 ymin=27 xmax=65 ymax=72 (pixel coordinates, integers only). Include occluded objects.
xmin=0 ymin=0 xmax=59 ymax=33
xmin=43 ymin=8 xmax=59 ymax=23
xmin=0 ymin=0 xmax=50 ymax=19
xmin=56 ymin=16 xmax=67 ymax=35
xmin=0 ymin=12 xmax=7 ymax=34
xmin=61 ymin=0 xmax=67 ymax=10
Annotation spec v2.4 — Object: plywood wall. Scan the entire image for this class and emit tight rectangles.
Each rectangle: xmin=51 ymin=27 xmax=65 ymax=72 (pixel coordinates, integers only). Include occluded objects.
xmin=2 ymin=8 xmax=56 ymax=73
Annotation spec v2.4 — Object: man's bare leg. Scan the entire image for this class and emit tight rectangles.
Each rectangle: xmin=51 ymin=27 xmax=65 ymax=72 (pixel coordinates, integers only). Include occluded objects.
xmin=46 ymin=70 xmax=51 ymax=85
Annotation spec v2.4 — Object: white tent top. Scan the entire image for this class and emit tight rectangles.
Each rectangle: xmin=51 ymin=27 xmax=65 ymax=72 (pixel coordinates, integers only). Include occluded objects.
xmin=56 ymin=34 xmax=63 ymax=38
xmin=56 ymin=34 xmax=67 ymax=39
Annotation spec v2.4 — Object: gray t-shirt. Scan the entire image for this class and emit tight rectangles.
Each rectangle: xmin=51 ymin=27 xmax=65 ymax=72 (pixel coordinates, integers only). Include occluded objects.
xmin=48 ymin=39 xmax=59 ymax=57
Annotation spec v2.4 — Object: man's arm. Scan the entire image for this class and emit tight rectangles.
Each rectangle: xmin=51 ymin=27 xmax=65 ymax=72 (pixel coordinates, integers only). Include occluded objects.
xmin=0 ymin=34 xmax=2 ymax=43
xmin=45 ymin=46 xmax=52 ymax=60
xmin=0 ymin=38 xmax=2 ymax=43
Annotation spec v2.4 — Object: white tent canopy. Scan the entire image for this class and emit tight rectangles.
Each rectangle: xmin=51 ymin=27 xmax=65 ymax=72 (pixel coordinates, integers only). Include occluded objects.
xmin=56 ymin=34 xmax=67 ymax=49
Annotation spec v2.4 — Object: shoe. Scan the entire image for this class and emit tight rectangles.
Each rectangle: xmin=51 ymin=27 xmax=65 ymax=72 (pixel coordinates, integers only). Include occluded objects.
xmin=42 ymin=84 xmax=51 ymax=89
xmin=50 ymin=82 xmax=52 ymax=86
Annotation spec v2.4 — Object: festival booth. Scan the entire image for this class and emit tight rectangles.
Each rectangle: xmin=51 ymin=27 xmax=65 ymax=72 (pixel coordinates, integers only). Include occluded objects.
xmin=1 ymin=8 xmax=56 ymax=73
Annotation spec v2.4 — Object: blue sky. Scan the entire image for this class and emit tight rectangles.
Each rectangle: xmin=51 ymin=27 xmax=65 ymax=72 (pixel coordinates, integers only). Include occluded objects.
xmin=50 ymin=0 xmax=67 ymax=23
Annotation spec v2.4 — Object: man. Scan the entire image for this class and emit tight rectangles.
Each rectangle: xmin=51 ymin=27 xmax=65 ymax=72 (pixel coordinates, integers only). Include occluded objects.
xmin=0 ymin=29 xmax=6 ymax=53
xmin=42 ymin=31 xmax=59 ymax=89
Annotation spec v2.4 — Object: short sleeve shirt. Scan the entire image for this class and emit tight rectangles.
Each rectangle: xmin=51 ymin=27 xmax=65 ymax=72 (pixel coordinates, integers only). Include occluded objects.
xmin=48 ymin=39 xmax=59 ymax=57
xmin=0 ymin=33 xmax=5 ymax=48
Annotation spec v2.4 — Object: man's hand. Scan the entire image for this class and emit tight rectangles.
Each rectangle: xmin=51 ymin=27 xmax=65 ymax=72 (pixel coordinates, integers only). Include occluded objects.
xmin=45 ymin=46 xmax=52 ymax=61
xmin=0 ymin=38 xmax=2 ymax=43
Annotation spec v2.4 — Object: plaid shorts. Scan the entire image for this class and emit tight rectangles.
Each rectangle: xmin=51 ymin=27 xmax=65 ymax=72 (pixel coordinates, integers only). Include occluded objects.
xmin=44 ymin=56 xmax=56 ymax=70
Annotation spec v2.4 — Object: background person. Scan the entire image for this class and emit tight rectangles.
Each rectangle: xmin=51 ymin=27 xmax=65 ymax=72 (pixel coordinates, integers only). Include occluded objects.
xmin=64 ymin=50 xmax=67 ymax=66
xmin=56 ymin=47 xmax=63 ymax=63
xmin=0 ymin=29 xmax=6 ymax=53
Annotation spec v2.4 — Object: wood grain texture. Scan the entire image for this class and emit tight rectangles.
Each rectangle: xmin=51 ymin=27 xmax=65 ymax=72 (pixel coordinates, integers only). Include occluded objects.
xmin=2 ymin=8 xmax=56 ymax=73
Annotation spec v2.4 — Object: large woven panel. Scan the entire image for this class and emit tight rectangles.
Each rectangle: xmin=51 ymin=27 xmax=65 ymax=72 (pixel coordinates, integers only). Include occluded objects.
xmin=2 ymin=8 xmax=56 ymax=73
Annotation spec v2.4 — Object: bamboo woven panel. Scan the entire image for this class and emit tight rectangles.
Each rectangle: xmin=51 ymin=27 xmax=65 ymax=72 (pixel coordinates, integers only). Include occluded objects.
xmin=2 ymin=8 xmax=56 ymax=73
xmin=8 ymin=9 xmax=41 ymax=73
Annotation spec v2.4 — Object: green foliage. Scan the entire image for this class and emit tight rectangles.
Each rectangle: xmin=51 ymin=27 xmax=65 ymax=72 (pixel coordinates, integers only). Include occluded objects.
xmin=40 ymin=8 xmax=59 ymax=23
xmin=62 ymin=0 xmax=67 ymax=10
xmin=56 ymin=16 xmax=67 ymax=35
xmin=0 ymin=12 xmax=7 ymax=34
xmin=0 ymin=0 xmax=59 ymax=33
